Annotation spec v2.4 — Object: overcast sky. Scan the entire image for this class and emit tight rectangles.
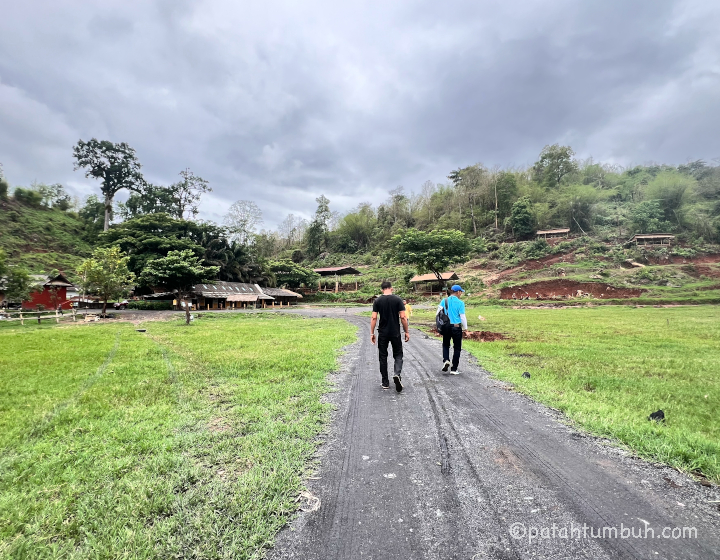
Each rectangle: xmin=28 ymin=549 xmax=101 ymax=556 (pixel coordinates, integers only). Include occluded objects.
xmin=1 ymin=0 xmax=719 ymax=227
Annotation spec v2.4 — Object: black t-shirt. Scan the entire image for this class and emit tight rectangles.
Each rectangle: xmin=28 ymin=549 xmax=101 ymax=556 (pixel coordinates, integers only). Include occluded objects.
xmin=372 ymin=294 xmax=405 ymax=338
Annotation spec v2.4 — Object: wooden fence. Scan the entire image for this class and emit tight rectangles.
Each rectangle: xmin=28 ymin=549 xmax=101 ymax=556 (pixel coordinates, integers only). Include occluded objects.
xmin=0 ymin=308 xmax=84 ymax=325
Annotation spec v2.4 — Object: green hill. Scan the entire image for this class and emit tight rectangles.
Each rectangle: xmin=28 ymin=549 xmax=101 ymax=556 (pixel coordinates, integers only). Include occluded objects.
xmin=0 ymin=198 xmax=94 ymax=275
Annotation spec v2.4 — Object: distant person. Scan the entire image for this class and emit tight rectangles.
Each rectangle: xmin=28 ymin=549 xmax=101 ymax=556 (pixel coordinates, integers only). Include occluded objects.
xmin=438 ymin=284 xmax=467 ymax=374
xmin=370 ymin=281 xmax=410 ymax=392
xmin=57 ymin=304 xmax=64 ymax=316
xmin=402 ymin=299 xmax=413 ymax=320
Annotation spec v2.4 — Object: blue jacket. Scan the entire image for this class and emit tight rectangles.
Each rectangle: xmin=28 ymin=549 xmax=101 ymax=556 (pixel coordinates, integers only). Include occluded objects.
xmin=437 ymin=296 xmax=467 ymax=329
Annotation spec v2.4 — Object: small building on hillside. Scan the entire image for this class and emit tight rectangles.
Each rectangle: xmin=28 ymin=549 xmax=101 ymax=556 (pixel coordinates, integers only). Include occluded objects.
xmin=312 ymin=266 xmax=362 ymax=293
xmin=261 ymin=287 xmax=303 ymax=306
xmin=536 ymin=228 xmax=570 ymax=239
xmin=410 ymin=272 xmax=460 ymax=296
xmin=630 ymin=234 xmax=675 ymax=246
xmin=23 ymin=273 xmax=75 ymax=310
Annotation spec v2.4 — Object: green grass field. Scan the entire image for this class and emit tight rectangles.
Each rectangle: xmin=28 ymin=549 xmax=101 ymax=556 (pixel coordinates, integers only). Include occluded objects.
xmin=0 ymin=313 xmax=355 ymax=559
xmin=413 ymin=304 xmax=720 ymax=482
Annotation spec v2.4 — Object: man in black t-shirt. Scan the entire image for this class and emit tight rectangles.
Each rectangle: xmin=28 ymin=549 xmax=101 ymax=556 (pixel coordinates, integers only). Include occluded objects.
xmin=370 ymin=281 xmax=410 ymax=392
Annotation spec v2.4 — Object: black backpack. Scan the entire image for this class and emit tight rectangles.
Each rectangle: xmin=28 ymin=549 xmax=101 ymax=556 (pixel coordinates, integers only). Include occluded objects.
xmin=436 ymin=298 xmax=450 ymax=334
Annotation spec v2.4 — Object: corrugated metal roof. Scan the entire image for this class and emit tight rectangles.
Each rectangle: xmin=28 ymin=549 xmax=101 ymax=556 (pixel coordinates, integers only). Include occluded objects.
xmin=409 ymin=272 xmax=459 ymax=283
xmin=630 ymin=234 xmax=675 ymax=240
xmin=536 ymin=228 xmax=570 ymax=235
xmin=262 ymin=287 xmax=303 ymax=298
xmin=226 ymin=294 xmax=259 ymax=302
xmin=313 ymin=266 xmax=362 ymax=275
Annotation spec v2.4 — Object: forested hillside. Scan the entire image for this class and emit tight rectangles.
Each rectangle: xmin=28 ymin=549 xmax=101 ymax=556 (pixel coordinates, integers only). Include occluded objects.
xmin=2 ymin=144 xmax=719 ymax=294
xmin=252 ymin=146 xmax=720 ymax=260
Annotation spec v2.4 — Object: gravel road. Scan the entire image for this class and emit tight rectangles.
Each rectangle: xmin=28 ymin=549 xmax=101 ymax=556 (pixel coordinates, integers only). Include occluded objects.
xmin=268 ymin=308 xmax=719 ymax=560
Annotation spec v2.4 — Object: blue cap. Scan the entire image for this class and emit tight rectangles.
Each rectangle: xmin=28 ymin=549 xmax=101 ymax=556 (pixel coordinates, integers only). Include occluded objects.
xmin=451 ymin=284 xmax=465 ymax=292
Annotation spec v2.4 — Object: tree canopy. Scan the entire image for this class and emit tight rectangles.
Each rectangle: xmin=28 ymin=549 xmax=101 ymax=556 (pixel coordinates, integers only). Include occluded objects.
xmin=139 ymin=249 xmax=219 ymax=324
xmin=268 ymin=260 xmax=319 ymax=289
xmin=388 ymin=229 xmax=470 ymax=281
xmin=73 ymin=139 xmax=145 ymax=231
xmin=78 ymin=246 xmax=135 ymax=315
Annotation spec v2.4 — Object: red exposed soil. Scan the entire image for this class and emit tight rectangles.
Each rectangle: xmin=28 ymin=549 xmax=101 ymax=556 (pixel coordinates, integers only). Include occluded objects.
xmin=694 ymin=265 xmax=720 ymax=279
xmin=646 ymin=253 xmax=720 ymax=265
xmin=430 ymin=328 xmax=509 ymax=341
xmin=499 ymin=279 xmax=645 ymax=300
xmin=485 ymin=253 xmax=576 ymax=285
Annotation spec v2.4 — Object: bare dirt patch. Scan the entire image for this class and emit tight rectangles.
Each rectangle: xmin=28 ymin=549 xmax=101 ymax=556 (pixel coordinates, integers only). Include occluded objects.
xmin=484 ymin=253 xmax=576 ymax=285
xmin=499 ymin=279 xmax=645 ymax=300
xmin=430 ymin=327 xmax=509 ymax=341
xmin=646 ymin=253 xmax=720 ymax=265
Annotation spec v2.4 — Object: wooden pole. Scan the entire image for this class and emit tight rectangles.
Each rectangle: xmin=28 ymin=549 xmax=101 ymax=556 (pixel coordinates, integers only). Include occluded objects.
xmin=56 ymin=309 xmax=59 ymax=324
xmin=20 ymin=310 xmax=23 ymax=326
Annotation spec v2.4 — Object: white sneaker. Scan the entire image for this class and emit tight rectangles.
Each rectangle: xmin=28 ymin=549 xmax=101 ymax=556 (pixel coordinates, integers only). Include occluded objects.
xmin=442 ymin=360 xmax=451 ymax=372
xmin=450 ymin=369 xmax=460 ymax=375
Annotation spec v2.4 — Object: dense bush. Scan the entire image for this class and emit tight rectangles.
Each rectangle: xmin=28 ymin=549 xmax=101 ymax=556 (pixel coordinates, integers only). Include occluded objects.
xmin=13 ymin=188 xmax=43 ymax=207
xmin=127 ymin=300 xmax=173 ymax=310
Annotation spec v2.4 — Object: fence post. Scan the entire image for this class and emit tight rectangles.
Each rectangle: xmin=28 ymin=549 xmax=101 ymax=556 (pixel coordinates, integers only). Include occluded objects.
xmin=72 ymin=307 xmax=77 ymax=322
xmin=20 ymin=310 xmax=24 ymax=326
xmin=56 ymin=309 xmax=60 ymax=324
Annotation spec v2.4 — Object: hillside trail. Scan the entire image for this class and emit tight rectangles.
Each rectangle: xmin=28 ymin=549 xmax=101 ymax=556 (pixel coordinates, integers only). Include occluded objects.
xmin=268 ymin=308 xmax=719 ymax=560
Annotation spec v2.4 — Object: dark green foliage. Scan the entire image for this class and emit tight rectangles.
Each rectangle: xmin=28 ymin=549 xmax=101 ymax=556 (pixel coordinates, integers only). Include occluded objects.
xmin=629 ymin=201 xmax=671 ymax=234
xmin=126 ymin=300 xmax=173 ymax=310
xmin=117 ymin=184 xmax=179 ymax=220
xmin=139 ymin=249 xmax=219 ymax=323
xmin=78 ymin=195 xmax=107 ymax=239
xmin=3 ymin=265 xmax=36 ymax=303
xmin=268 ymin=260 xmax=319 ymax=289
xmin=13 ymin=188 xmax=43 ymax=207
xmin=389 ymin=228 xmax=470 ymax=280
xmin=532 ymin=144 xmax=578 ymax=189
xmin=304 ymin=195 xmax=332 ymax=257
xmin=509 ymin=197 xmax=536 ymax=240
xmin=100 ymin=214 xmax=204 ymax=275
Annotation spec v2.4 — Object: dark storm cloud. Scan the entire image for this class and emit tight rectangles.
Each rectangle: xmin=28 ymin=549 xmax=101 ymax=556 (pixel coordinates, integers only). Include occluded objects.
xmin=1 ymin=0 xmax=719 ymax=226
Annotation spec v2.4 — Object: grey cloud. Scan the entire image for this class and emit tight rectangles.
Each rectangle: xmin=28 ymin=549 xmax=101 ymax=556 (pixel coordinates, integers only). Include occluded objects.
xmin=1 ymin=0 xmax=719 ymax=227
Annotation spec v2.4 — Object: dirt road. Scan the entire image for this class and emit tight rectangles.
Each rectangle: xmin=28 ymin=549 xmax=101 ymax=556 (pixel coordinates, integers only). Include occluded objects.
xmin=270 ymin=309 xmax=718 ymax=559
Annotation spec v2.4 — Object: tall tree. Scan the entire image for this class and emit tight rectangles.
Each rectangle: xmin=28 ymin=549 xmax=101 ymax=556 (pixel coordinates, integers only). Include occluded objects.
xmin=173 ymin=169 xmax=211 ymax=219
xmin=508 ymin=197 xmax=536 ymax=240
xmin=532 ymin=144 xmax=578 ymax=189
xmin=77 ymin=246 xmax=136 ymax=316
xmin=304 ymin=195 xmax=331 ymax=257
xmin=389 ymin=229 xmax=470 ymax=283
xmin=224 ymin=200 xmax=263 ymax=245
xmin=139 ymin=250 xmax=219 ymax=324
xmin=73 ymin=139 xmax=145 ymax=231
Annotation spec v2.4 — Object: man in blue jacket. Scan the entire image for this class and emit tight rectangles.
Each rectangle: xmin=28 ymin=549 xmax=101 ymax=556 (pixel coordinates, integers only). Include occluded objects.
xmin=438 ymin=284 xmax=467 ymax=374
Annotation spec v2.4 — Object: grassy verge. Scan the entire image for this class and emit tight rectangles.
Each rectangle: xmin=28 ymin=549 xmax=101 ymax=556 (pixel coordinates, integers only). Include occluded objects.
xmin=412 ymin=305 xmax=720 ymax=482
xmin=0 ymin=313 xmax=355 ymax=559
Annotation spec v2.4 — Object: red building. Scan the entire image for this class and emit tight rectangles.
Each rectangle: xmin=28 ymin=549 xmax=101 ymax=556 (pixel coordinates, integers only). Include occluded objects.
xmin=23 ymin=273 xmax=75 ymax=310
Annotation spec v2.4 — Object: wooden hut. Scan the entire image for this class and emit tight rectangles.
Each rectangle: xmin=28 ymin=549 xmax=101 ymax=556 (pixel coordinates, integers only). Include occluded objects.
xmin=536 ymin=228 xmax=570 ymax=239
xmin=629 ymin=234 xmax=675 ymax=246
xmin=261 ymin=287 xmax=303 ymax=306
xmin=409 ymin=272 xmax=460 ymax=296
xmin=312 ymin=266 xmax=362 ymax=293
